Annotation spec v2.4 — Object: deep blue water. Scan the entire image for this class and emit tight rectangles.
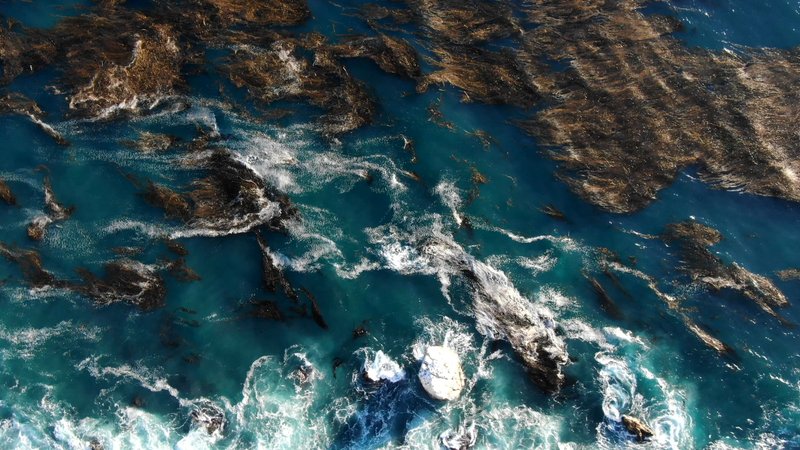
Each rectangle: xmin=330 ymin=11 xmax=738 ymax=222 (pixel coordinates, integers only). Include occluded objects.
xmin=1 ymin=0 xmax=800 ymax=449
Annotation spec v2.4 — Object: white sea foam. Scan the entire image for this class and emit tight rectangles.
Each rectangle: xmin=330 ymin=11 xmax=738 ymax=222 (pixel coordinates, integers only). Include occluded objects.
xmin=0 ymin=321 xmax=102 ymax=360
xmin=361 ymin=349 xmax=406 ymax=383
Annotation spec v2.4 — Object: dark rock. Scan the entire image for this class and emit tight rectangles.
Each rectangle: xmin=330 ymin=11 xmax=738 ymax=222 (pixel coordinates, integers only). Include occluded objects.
xmin=332 ymin=356 xmax=344 ymax=379
xmin=539 ymin=204 xmax=567 ymax=221
xmin=164 ymin=240 xmax=189 ymax=256
xmin=621 ymin=415 xmax=654 ymax=442
xmin=0 ymin=243 xmax=62 ymax=288
xmin=249 ymin=299 xmax=283 ymax=321
xmin=190 ymin=403 xmax=226 ymax=436
xmin=132 ymin=396 xmax=146 ymax=408
xmin=76 ymin=259 xmax=166 ymax=311
xmin=167 ymin=258 xmax=201 ymax=282
xmin=353 ymin=323 xmax=368 ymax=339
xmin=0 ymin=93 xmax=68 ymax=145
xmin=0 ymin=179 xmax=16 ymax=205
xmin=300 ymin=287 xmax=328 ymax=330
xmin=586 ymin=275 xmax=624 ymax=320
xmin=144 ymin=182 xmax=192 ymax=221
xmin=255 ymin=231 xmax=297 ymax=300
xmin=26 ymin=173 xmax=74 ymax=241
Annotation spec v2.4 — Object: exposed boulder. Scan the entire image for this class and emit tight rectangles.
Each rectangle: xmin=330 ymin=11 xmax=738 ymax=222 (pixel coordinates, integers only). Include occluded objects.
xmin=190 ymin=402 xmax=227 ymax=436
xmin=621 ymin=415 xmax=654 ymax=442
xmin=418 ymin=345 xmax=464 ymax=401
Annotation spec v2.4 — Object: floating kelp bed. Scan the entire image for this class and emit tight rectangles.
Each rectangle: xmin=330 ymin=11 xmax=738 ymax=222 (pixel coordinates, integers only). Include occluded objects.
xmin=0 ymin=0 xmax=799 ymax=448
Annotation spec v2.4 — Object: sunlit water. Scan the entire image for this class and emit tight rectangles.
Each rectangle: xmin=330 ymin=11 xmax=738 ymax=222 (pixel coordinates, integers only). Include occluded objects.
xmin=1 ymin=1 xmax=800 ymax=449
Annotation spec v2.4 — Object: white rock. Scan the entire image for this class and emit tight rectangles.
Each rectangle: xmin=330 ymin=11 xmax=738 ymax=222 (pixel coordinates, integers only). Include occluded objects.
xmin=418 ymin=346 xmax=465 ymax=401
xmin=364 ymin=350 xmax=405 ymax=383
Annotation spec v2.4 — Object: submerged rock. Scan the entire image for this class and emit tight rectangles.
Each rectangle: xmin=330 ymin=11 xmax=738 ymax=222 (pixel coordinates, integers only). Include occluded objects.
xmin=0 ymin=179 xmax=15 ymax=205
xmin=331 ymin=34 xmax=421 ymax=78
xmin=0 ymin=243 xmax=62 ymax=288
xmin=76 ymin=259 xmax=166 ymax=311
xmin=27 ymin=174 xmax=75 ymax=241
xmin=0 ymin=92 xmax=69 ymax=145
xmin=440 ymin=422 xmax=478 ymax=450
xmin=418 ymin=346 xmax=464 ymax=401
xmin=190 ymin=403 xmax=227 ymax=436
xmin=621 ymin=415 xmax=654 ymax=442
xmin=776 ymin=268 xmax=800 ymax=281
xmin=255 ymin=231 xmax=297 ymax=300
xmin=300 ymin=287 xmax=328 ymax=330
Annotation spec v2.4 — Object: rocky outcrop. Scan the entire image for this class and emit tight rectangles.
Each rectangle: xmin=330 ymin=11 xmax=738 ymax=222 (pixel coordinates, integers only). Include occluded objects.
xmin=190 ymin=402 xmax=227 ymax=436
xmin=621 ymin=415 xmax=654 ymax=442
xmin=417 ymin=346 xmax=465 ymax=401
xmin=440 ymin=422 xmax=477 ymax=450
xmin=415 ymin=235 xmax=569 ymax=392
xmin=142 ymin=150 xmax=296 ymax=236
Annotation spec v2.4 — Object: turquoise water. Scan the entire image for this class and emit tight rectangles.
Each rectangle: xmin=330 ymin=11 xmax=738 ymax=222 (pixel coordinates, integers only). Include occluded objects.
xmin=1 ymin=1 xmax=800 ymax=449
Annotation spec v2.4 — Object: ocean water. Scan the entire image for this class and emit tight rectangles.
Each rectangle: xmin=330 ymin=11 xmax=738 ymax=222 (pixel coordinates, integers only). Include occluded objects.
xmin=1 ymin=0 xmax=800 ymax=449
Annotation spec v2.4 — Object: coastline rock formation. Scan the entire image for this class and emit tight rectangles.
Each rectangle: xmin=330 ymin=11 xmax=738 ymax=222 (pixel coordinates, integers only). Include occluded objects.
xmin=418 ymin=345 xmax=465 ymax=401
xmin=415 ymin=235 xmax=569 ymax=392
